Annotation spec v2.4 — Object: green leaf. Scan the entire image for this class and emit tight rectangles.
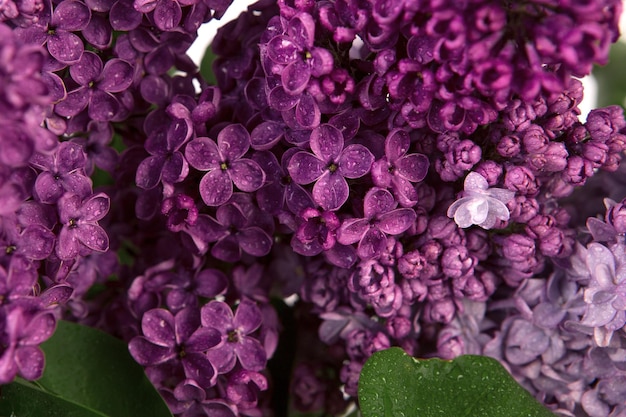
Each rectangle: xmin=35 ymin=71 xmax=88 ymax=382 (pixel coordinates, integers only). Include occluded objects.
xmin=200 ymin=46 xmax=217 ymax=86
xmin=358 ymin=347 xmax=556 ymax=417
xmin=0 ymin=321 xmax=173 ymax=417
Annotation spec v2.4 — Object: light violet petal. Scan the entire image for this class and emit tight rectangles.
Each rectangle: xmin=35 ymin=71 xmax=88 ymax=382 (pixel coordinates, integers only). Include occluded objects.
xmin=47 ymin=32 xmax=84 ymax=64
xmin=268 ymin=86 xmax=299 ymax=111
xmin=312 ymin=172 xmax=349 ymax=211
xmin=235 ymin=337 xmax=266 ymax=372
xmin=287 ymin=151 xmax=324 ymax=184
xmin=80 ymin=193 xmax=110 ymax=222
xmin=282 ymin=59 xmax=311 ymax=95
xmin=377 ymin=208 xmax=416 ymax=235
xmin=364 ymin=187 xmax=396 ymax=219
xmin=199 ymin=170 xmax=233 ymax=207
xmin=77 ymin=224 xmax=108 ymax=252
xmin=182 ymin=353 xmax=216 ymax=387
xmin=217 ymin=124 xmax=250 ymax=162
xmin=15 ymin=346 xmax=45 ymax=380
xmin=129 ymin=336 xmax=175 ymax=366
xmin=338 ymin=144 xmax=374 ymax=179
xmin=234 ymin=300 xmax=262 ymax=334
xmin=310 ymin=124 xmax=343 ymax=162
xmin=230 ymin=159 xmax=265 ymax=192
xmin=250 ymin=121 xmax=284 ymax=151
xmin=161 ymin=152 xmax=188 ymax=183
xmin=185 ymin=137 xmax=221 ymax=171
xmin=136 ymin=155 xmax=165 ymax=189
xmin=357 ymin=227 xmax=387 ymax=260
xmin=142 ymin=309 xmax=176 ymax=347
xmin=395 ymin=153 xmax=429 ymax=182
xmin=486 ymin=187 xmax=516 ymax=204
xmin=337 ymin=218 xmax=369 ymax=245
xmin=385 ymin=129 xmax=410 ymax=162
xmin=153 ymin=0 xmax=182 ymax=31
xmin=201 ymin=300 xmax=234 ymax=331
xmin=295 ymin=92 xmax=320 ymax=129
xmin=99 ymin=59 xmax=134 ymax=93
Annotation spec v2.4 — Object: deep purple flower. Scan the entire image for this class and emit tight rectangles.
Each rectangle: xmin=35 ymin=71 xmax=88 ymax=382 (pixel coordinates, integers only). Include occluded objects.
xmin=136 ymin=115 xmax=192 ymax=189
xmin=291 ymin=207 xmax=340 ymax=256
xmin=201 ymin=202 xmax=273 ymax=262
xmin=337 ymin=187 xmax=416 ymax=260
xmin=55 ymin=192 xmax=110 ymax=260
xmin=0 ymin=302 xmax=56 ymax=383
xmin=288 ymin=124 xmax=374 ymax=211
xmin=201 ymin=300 xmax=267 ymax=374
xmin=15 ymin=0 xmax=91 ymax=64
xmin=129 ymin=307 xmax=222 ymax=388
xmin=30 ymin=141 xmax=91 ymax=204
xmin=185 ymin=124 xmax=265 ymax=207
xmin=252 ymin=150 xmax=314 ymax=216
xmin=54 ymin=51 xmax=133 ymax=121
xmin=225 ymin=369 xmax=268 ymax=412
xmin=371 ymin=129 xmax=429 ymax=207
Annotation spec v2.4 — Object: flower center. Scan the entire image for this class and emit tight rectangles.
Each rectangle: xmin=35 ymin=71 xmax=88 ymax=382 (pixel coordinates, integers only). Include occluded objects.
xmin=68 ymin=218 xmax=79 ymax=229
xmin=227 ymin=329 xmax=240 ymax=343
xmin=220 ymin=161 xmax=229 ymax=171
xmin=328 ymin=162 xmax=338 ymax=173
xmin=5 ymin=245 xmax=16 ymax=255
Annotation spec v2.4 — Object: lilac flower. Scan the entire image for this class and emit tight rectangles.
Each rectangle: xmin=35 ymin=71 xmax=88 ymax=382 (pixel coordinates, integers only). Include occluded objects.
xmin=128 ymin=307 xmax=222 ymax=388
xmin=56 ymin=192 xmax=110 ymax=260
xmin=288 ymin=124 xmax=374 ymax=211
xmin=0 ymin=216 xmax=55 ymax=263
xmin=201 ymin=300 xmax=267 ymax=374
xmin=15 ymin=0 xmax=91 ymax=64
xmin=30 ymin=141 xmax=92 ymax=204
xmin=185 ymin=124 xmax=265 ymax=207
xmin=0 ymin=301 xmax=56 ymax=383
xmin=578 ymin=243 xmax=626 ymax=347
xmin=252 ymin=150 xmax=314 ymax=216
xmin=54 ymin=51 xmax=133 ymax=121
xmin=291 ymin=207 xmax=340 ymax=256
xmin=371 ymin=129 xmax=429 ymax=207
xmin=202 ymin=202 xmax=273 ymax=262
xmin=136 ymin=116 xmax=192 ymax=189
xmin=447 ymin=172 xmax=515 ymax=229
xmin=337 ymin=187 xmax=416 ymax=260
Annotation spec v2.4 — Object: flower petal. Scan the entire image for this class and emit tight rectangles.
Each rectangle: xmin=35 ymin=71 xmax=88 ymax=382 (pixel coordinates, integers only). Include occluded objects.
xmin=238 ymin=227 xmax=273 ymax=257
xmin=287 ymin=151 xmax=324 ymax=184
xmin=312 ymin=172 xmax=349 ymax=211
xmin=310 ymin=124 xmax=343 ymax=162
xmin=199 ymin=170 xmax=233 ymax=207
xmin=234 ymin=300 xmax=262 ymax=334
xmin=142 ymin=308 xmax=176 ymax=347
xmin=364 ymin=187 xmax=396 ymax=218
xmin=235 ymin=337 xmax=266 ymax=372
xmin=357 ymin=227 xmax=387 ymax=259
xmin=217 ymin=124 xmax=250 ymax=162
xmin=230 ymin=159 xmax=265 ymax=192
xmin=338 ymin=144 xmax=374 ymax=179
xmin=396 ymin=153 xmax=429 ymax=182
xmin=337 ymin=218 xmax=369 ymax=245
xmin=201 ymin=301 xmax=234 ymax=332
xmin=185 ymin=137 xmax=221 ymax=171
xmin=377 ymin=208 xmax=416 ymax=235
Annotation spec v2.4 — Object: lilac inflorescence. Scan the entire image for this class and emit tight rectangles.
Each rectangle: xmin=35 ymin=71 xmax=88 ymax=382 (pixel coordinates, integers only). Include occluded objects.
xmin=2 ymin=0 xmax=626 ymax=416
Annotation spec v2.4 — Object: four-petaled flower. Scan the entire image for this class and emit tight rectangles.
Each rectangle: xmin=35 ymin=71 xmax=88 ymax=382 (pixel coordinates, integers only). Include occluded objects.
xmin=288 ymin=124 xmax=374 ymax=211
xmin=201 ymin=299 xmax=267 ymax=374
xmin=447 ymin=172 xmax=515 ymax=229
xmin=56 ymin=192 xmax=110 ymax=260
xmin=185 ymin=124 xmax=266 ymax=207
xmin=337 ymin=187 xmax=416 ymax=260
xmin=371 ymin=129 xmax=429 ymax=207
xmin=129 ymin=307 xmax=222 ymax=388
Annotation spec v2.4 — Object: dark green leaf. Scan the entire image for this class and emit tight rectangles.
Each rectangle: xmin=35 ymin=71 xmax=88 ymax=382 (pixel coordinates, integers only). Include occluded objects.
xmin=200 ymin=47 xmax=217 ymax=86
xmin=0 ymin=320 xmax=173 ymax=417
xmin=358 ymin=347 xmax=556 ymax=417
xmin=0 ymin=378 xmax=106 ymax=417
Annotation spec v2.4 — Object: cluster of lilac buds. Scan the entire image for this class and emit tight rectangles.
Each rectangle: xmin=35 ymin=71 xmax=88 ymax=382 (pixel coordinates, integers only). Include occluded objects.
xmin=1 ymin=0 xmax=626 ymax=415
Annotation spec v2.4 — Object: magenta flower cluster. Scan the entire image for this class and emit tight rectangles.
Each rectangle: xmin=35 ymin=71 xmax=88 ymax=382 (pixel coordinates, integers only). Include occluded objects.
xmin=1 ymin=0 xmax=626 ymax=416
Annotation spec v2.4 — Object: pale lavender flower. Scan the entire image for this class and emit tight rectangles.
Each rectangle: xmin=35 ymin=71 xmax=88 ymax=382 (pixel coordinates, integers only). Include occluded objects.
xmin=447 ymin=171 xmax=515 ymax=229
